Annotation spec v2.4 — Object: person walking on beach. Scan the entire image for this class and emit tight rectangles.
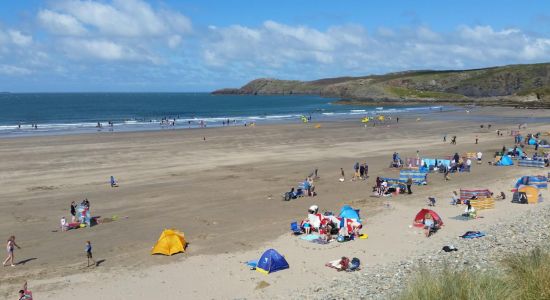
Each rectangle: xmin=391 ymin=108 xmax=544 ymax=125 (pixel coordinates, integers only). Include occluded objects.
xmin=85 ymin=241 xmax=96 ymax=267
xmin=340 ymin=168 xmax=345 ymax=182
xmin=450 ymin=136 xmax=457 ymax=144
xmin=475 ymin=135 xmax=478 ymax=144
xmin=3 ymin=236 xmax=21 ymax=267
xmin=406 ymin=177 xmax=413 ymax=194
xmin=443 ymin=134 xmax=447 ymax=142
xmin=396 ymin=117 xmax=399 ymax=123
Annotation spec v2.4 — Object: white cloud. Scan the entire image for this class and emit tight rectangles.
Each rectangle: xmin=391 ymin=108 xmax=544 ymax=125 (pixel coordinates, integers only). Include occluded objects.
xmin=60 ymin=38 xmax=158 ymax=63
xmin=0 ymin=64 xmax=32 ymax=75
xmin=202 ymin=22 xmax=550 ymax=76
xmin=33 ymin=0 xmax=192 ymax=63
xmin=38 ymin=9 xmax=87 ymax=36
xmin=8 ymin=30 xmax=32 ymax=47
xmin=52 ymin=0 xmax=191 ymax=38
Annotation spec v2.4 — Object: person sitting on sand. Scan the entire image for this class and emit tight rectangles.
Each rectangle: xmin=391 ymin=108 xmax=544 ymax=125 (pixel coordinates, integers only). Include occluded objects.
xmin=462 ymin=202 xmax=476 ymax=218
xmin=494 ymin=192 xmax=506 ymax=200
xmin=380 ymin=180 xmax=388 ymax=196
xmin=427 ymin=197 xmax=436 ymax=206
xmin=423 ymin=214 xmax=435 ymax=237
xmin=450 ymin=191 xmax=459 ymax=205
xmin=325 ymin=256 xmax=350 ymax=271
xmin=18 ymin=281 xmax=32 ymax=300
xmin=302 ymin=221 xmax=311 ymax=235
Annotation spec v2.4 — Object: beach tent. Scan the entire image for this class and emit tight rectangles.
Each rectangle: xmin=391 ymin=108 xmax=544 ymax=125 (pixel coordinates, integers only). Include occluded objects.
xmin=361 ymin=117 xmax=369 ymax=123
xmin=413 ymin=209 xmax=443 ymax=228
xmin=151 ymin=229 xmax=186 ymax=256
xmin=256 ymin=249 xmax=289 ymax=274
xmin=460 ymin=189 xmax=492 ymax=202
xmin=518 ymin=185 xmax=542 ymax=204
xmin=508 ymin=148 xmax=523 ymax=157
xmin=496 ymin=155 xmax=513 ymax=166
xmin=339 ymin=205 xmax=361 ymax=221
xmin=400 ymin=170 xmax=428 ymax=185
xmin=518 ymin=159 xmax=545 ymax=168
xmin=514 ymin=176 xmax=548 ymax=190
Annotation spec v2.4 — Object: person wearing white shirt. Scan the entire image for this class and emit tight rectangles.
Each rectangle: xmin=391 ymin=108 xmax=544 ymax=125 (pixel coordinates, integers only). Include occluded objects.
xmin=476 ymin=151 xmax=482 ymax=164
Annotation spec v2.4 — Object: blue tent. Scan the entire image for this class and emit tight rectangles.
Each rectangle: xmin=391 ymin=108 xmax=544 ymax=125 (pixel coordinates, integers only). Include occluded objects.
xmin=528 ymin=138 xmax=537 ymax=145
xmin=497 ymin=155 xmax=513 ymax=166
xmin=339 ymin=205 xmax=361 ymax=221
xmin=509 ymin=147 xmax=523 ymax=156
xmin=256 ymin=249 xmax=289 ymax=274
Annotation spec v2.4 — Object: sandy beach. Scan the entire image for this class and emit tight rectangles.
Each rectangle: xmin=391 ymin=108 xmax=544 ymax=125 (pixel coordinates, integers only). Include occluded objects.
xmin=1 ymin=106 xmax=549 ymax=299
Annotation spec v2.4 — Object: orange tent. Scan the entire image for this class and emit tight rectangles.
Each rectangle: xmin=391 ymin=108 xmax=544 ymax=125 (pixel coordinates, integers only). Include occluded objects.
xmin=151 ymin=229 xmax=186 ymax=256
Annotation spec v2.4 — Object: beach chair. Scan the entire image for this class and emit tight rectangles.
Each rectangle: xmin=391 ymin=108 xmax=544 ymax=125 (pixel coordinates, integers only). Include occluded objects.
xmin=290 ymin=221 xmax=302 ymax=235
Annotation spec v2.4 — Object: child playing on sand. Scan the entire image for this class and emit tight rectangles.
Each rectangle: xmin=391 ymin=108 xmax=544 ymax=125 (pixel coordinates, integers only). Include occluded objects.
xmin=85 ymin=241 xmax=96 ymax=267
xmin=3 ymin=235 xmax=20 ymax=267
xmin=60 ymin=217 xmax=68 ymax=232
xmin=18 ymin=281 xmax=32 ymax=300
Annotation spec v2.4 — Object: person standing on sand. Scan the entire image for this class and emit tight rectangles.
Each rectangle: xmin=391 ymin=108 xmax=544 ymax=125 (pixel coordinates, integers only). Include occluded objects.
xmin=443 ymin=134 xmax=447 ymax=142
xmin=3 ymin=236 xmax=20 ymax=267
xmin=340 ymin=168 xmax=345 ymax=181
xmin=85 ymin=241 xmax=96 ymax=267
xmin=475 ymin=135 xmax=478 ymax=144
xmin=406 ymin=177 xmax=413 ymax=194
xmin=70 ymin=201 xmax=77 ymax=222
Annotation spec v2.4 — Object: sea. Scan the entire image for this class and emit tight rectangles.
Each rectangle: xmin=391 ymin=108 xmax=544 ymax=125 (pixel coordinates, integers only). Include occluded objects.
xmin=0 ymin=93 xmax=442 ymax=137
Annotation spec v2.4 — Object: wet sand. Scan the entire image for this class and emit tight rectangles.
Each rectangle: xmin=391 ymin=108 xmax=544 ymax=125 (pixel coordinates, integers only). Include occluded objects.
xmin=0 ymin=106 xmax=549 ymax=299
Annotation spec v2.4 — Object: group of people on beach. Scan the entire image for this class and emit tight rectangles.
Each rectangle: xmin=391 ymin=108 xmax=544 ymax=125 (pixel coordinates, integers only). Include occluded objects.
xmin=300 ymin=205 xmax=362 ymax=242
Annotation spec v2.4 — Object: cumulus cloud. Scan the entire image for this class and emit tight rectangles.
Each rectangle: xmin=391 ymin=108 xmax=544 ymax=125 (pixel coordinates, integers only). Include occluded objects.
xmin=202 ymin=22 xmax=550 ymax=77
xmin=37 ymin=0 xmax=192 ymax=62
xmin=8 ymin=30 xmax=32 ymax=47
xmin=0 ymin=64 xmax=32 ymax=75
xmin=38 ymin=10 xmax=87 ymax=36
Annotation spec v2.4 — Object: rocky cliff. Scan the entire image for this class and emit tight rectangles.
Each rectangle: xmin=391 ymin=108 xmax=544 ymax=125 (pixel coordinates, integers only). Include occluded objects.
xmin=212 ymin=63 xmax=550 ymax=107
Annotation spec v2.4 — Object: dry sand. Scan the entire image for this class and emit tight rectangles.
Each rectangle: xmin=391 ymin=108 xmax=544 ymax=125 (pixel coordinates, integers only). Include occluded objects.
xmin=0 ymin=107 xmax=549 ymax=299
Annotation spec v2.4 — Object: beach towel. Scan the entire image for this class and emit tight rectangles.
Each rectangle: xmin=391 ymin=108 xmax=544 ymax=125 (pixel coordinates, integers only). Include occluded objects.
xmin=460 ymin=231 xmax=486 ymax=239
xmin=300 ymin=234 xmax=321 ymax=241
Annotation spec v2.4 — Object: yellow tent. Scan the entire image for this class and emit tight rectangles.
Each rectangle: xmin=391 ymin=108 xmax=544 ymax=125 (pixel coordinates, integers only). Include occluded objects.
xmin=151 ymin=229 xmax=186 ymax=255
xmin=377 ymin=115 xmax=385 ymax=121
xmin=361 ymin=117 xmax=369 ymax=123
xmin=518 ymin=186 xmax=539 ymax=204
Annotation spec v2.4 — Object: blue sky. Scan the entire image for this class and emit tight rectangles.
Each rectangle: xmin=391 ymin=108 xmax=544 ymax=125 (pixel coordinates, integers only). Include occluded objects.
xmin=0 ymin=0 xmax=548 ymax=92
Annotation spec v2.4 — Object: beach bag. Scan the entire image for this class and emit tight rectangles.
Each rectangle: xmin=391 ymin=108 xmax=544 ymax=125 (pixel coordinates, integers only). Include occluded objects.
xmin=348 ymin=257 xmax=360 ymax=271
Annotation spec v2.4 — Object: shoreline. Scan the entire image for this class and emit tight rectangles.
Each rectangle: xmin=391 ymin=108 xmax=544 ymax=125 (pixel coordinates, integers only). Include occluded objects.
xmin=0 ymin=107 xmax=549 ymax=299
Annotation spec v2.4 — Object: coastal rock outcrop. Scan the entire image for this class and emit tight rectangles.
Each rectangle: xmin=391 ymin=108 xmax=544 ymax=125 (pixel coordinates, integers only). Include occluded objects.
xmin=212 ymin=63 xmax=550 ymax=107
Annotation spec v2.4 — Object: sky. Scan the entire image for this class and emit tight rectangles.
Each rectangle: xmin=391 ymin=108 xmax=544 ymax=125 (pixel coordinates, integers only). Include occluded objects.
xmin=0 ymin=0 xmax=549 ymax=92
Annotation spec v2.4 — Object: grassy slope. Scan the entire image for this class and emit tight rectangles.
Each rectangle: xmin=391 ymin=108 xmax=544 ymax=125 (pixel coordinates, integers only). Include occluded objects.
xmin=215 ymin=63 xmax=550 ymax=106
xmin=398 ymin=248 xmax=550 ymax=300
